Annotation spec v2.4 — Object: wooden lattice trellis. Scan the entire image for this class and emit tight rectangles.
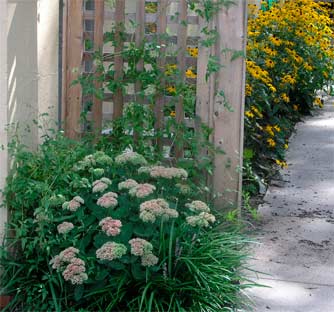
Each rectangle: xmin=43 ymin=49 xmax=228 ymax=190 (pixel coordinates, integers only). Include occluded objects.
xmin=62 ymin=0 xmax=247 ymax=209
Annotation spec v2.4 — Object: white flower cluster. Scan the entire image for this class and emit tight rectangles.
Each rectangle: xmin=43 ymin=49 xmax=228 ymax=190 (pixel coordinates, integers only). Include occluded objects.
xmin=118 ymin=179 xmax=138 ymax=190
xmin=185 ymin=200 xmax=210 ymax=213
xmin=115 ymin=151 xmax=148 ymax=166
xmin=138 ymin=165 xmax=188 ymax=179
xmin=73 ymin=151 xmax=113 ymax=171
xmin=139 ymin=199 xmax=179 ymax=223
xmin=185 ymin=200 xmax=215 ymax=228
xmin=186 ymin=212 xmax=216 ymax=228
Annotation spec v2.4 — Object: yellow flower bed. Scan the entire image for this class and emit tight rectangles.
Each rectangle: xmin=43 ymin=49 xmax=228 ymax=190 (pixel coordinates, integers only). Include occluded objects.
xmin=244 ymin=0 xmax=334 ymax=182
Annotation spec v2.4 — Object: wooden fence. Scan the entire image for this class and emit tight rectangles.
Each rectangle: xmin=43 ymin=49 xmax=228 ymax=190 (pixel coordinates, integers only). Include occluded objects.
xmin=62 ymin=0 xmax=247 ymax=210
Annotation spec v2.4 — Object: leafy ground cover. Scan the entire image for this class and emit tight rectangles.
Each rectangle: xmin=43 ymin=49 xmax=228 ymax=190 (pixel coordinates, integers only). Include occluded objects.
xmin=0 ymin=134 xmax=253 ymax=311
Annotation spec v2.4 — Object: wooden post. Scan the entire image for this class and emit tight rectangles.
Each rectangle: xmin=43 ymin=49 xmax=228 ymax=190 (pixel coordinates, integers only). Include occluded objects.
xmin=175 ymin=0 xmax=188 ymax=159
xmin=195 ymin=17 xmax=216 ymax=191
xmin=64 ymin=0 xmax=84 ymax=139
xmin=112 ymin=0 xmax=125 ymax=119
xmin=154 ymin=0 xmax=167 ymax=152
xmin=213 ymin=0 xmax=247 ymax=210
xmin=91 ymin=0 xmax=105 ymax=133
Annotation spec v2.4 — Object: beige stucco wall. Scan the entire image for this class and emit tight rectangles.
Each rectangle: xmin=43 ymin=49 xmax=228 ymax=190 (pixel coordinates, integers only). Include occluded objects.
xmin=0 ymin=0 xmax=8 ymax=240
xmin=1 ymin=0 xmax=59 ymax=235
xmin=8 ymin=0 xmax=59 ymax=147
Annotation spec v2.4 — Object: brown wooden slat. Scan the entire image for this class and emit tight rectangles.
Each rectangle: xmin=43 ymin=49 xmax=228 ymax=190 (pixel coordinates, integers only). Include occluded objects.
xmin=64 ymin=0 xmax=84 ymax=139
xmin=113 ymin=0 xmax=125 ymax=119
xmin=91 ymin=0 xmax=105 ymax=133
xmin=135 ymin=0 xmax=145 ymax=96
xmin=175 ymin=0 xmax=188 ymax=159
xmin=133 ymin=0 xmax=146 ymax=142
xmin=154 ymin=0 xmax=168 ymax=152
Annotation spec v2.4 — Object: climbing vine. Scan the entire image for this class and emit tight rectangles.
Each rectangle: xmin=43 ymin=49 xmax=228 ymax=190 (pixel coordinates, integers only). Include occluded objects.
xmin=78 ymin=0 xmax=240 ymax=185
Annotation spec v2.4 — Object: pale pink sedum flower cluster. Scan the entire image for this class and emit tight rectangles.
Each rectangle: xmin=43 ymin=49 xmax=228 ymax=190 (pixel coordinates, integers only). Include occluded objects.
xmin=92 ymin=177 xmax=112 ymax=193
xmin=57 ymin=221 xmax=74 ymax=234
xmin=129 ymin=238 xmax=153 ymax=256
xmin=186 ymin=212 xmax=216 ymax=228
xmin=50 ymin=247 xmax=88 ymax=285
xmin=185 ymin=200 xmax=210 ymax=213
xmin=62 ymin=257 xmax=88 ymax=285
xmin=139 ymin=199 xmax=179 ymax=223
xmin=129 ymin=238 xmax=158 ymax=267
xmin=118 ymin=179 xmax=138 ymax=191
xmin=62 ymin=196 xmax=85 ymax=212
xmin=141 ymin=253 xmax=159 ymax=267
xmin=97 ymin=192 xmax=118 ymax=208
xmin=96 ymin=242 xmax=127 ymax=261
xmin=99 ymin=217 xmax=122 ymax=236
xmin=138 ymin=166 xmax=188 ymax=180
xmin=129 ymin=183 xmax=156 ymax=198
xmin=115 ymin=151 xmax=148 ymax=166
xmin=50 ymin=247 xmax=79 ymax=269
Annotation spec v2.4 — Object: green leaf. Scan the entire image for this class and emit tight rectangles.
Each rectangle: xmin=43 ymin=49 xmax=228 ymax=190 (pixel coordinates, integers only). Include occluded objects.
xmin=133 ymin=224 xmax=154 ymax=237
xmin=95 ymin=269 xmax=109 ymax=281
xmin=107 ymin=261 xmax=126 ymax=271
xmin=74 ymin=285 xmax=84 ymax=302
xmin=117 ymin=223 xmax=133 ymax=242
xmin=94 ymin=233 xmax=110 ymax=248
xmin=131 ymin=263 xmax=146 ymax=281
xmin=243 ymin=148 xmax=254 ymax=160
xmin=80 ymin=232 xmax=93 ymax=250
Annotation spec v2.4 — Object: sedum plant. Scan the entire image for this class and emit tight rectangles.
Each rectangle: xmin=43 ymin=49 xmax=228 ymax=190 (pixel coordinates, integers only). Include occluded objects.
xmin=0 ymin=142 xmax=251 ymax=312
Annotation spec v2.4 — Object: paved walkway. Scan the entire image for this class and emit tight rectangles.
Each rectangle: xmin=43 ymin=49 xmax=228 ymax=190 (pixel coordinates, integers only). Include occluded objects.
xmin=246 ymin=98 xmax=334 ymax=312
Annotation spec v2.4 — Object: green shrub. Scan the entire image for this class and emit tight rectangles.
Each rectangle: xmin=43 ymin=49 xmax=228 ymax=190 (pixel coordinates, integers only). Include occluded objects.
xmin=0 ymin=135 xmax=252 ymax=311
xmin=245 ymin=0 xmax=334 ymax=181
